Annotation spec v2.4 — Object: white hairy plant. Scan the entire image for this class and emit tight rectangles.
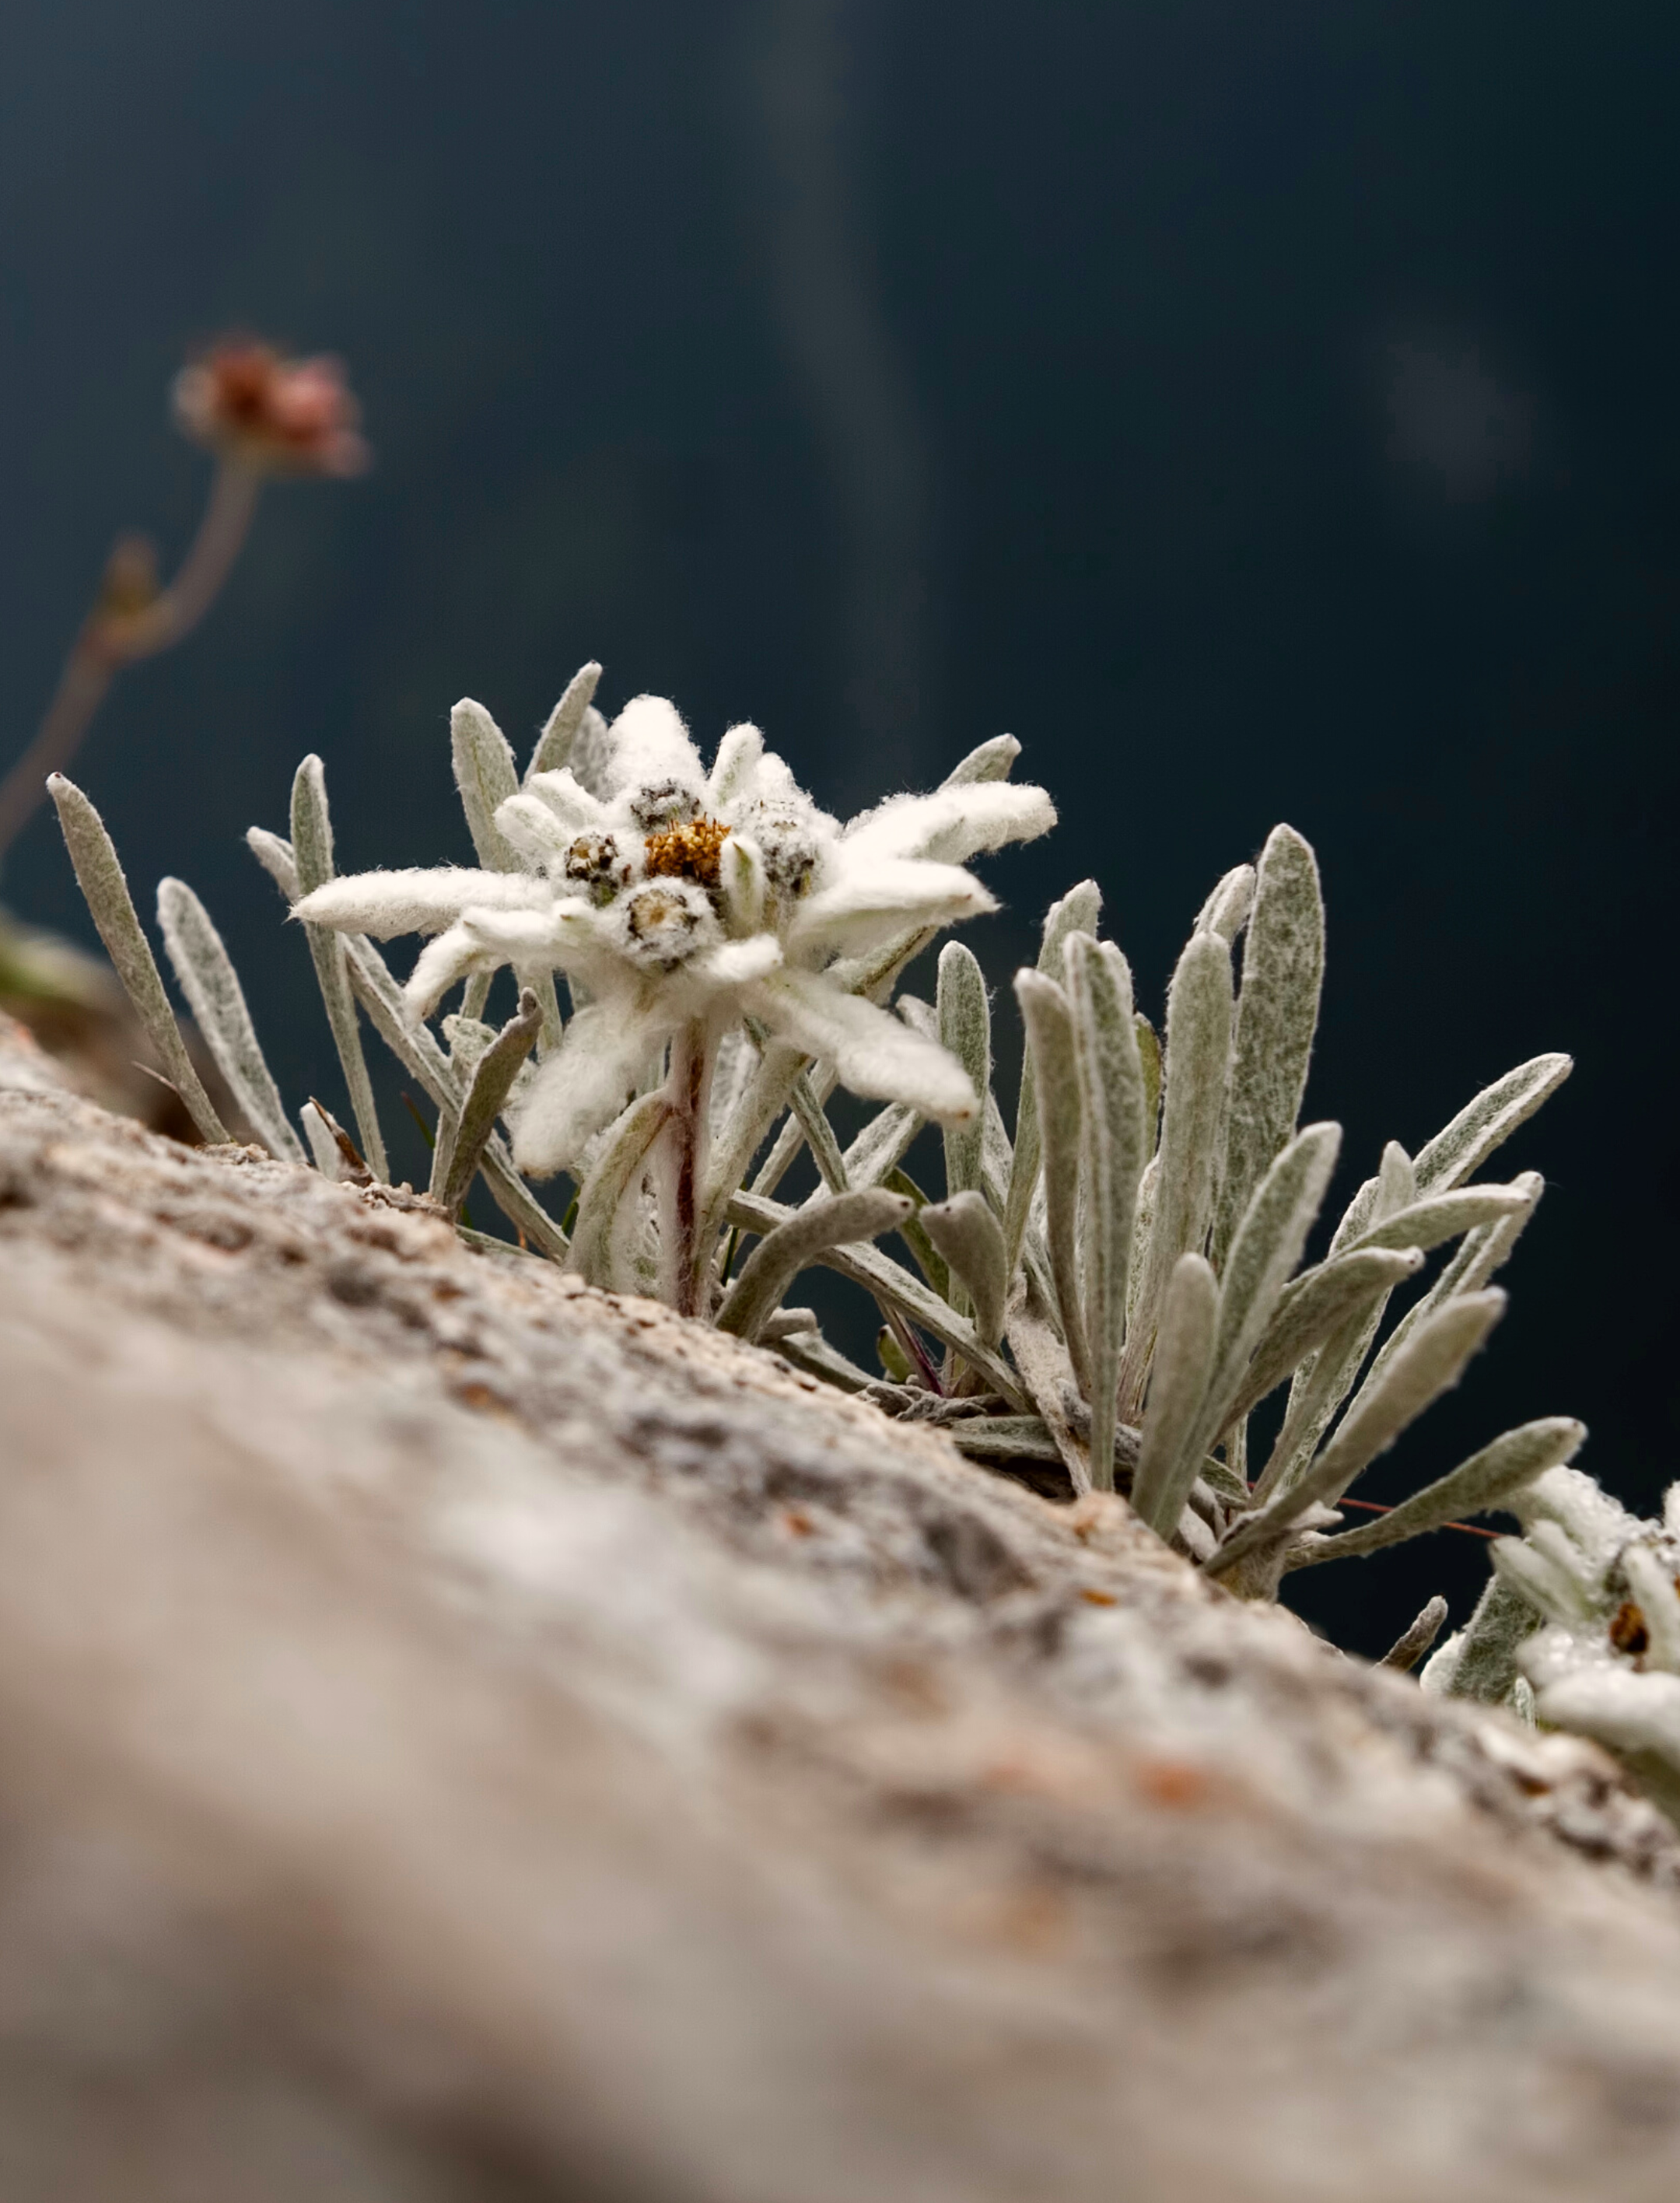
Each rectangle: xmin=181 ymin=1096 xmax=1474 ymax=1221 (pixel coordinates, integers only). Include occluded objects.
xmin=1422 ymin=1471 xmax=1680 ymax=1825
xmin=46 ymin=656 xmax=1594 ymax=1665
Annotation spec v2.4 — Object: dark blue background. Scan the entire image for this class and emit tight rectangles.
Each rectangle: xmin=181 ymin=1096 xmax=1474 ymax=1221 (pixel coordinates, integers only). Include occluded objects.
xmin=4 ymin=2 xmax=1675 ymax=1652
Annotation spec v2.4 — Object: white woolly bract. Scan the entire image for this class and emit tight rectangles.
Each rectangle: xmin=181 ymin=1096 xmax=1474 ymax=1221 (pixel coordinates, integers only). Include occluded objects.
xmin=511 ymin=1003 xmax=669 ymax=1175
xmin=841 ymin=782 xmax=1055 ymax=867
xmin=743 ymin=968 xmax=978 ymax=1123
xmin=293 ymin=867 xmax=549 ymax=939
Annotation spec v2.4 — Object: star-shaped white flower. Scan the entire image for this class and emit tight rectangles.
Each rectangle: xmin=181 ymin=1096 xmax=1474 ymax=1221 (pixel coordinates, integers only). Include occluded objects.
xmin=294 ymin=692 xmax=1054 ymax=1176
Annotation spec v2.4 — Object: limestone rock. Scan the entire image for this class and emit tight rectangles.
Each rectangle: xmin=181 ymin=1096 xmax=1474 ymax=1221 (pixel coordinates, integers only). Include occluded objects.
xmin=2 ymin=1011 xmax=1679 ymax=2201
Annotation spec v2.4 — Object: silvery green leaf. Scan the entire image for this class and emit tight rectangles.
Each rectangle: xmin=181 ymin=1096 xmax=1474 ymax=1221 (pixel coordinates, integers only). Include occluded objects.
xmin=1353 ymin=1184 xmax=1533 ymax=1256
xmin=1066 ymin=933 xmax=1147 ymax=1490
xmin=290 ymin=757 xmax=389 ymax=1182
xmin=786 ymin=1067 xmax=849 ymax=1193
xmin=1130 ymin=1253 xmax=1220 ymax=1530
xmin=299 ymin=1100 xmax=345 ymax=1180
xmin=451 ymin=699 xmax=521 ymax=870
xmin=1134 ymin=1012 xmax=1161 ymax=1154
xmin=1290 ymin=1416 xmax=1586 ymax=1567
xmin=526 ymin=661 xmax=603 ymax=781
xmin=940 ymin=734 xmax=1020 ymax=786
xmin=566 ymin=1091 xmax=672 ymax=1290
xmin=156 ymin=877 xmax=304 ymax=1163
xmin=1376 ymin=1140 xmax=1415 ymax=1217
xmin=1013 ymin=970 xmax=1090 ymax=1392
xmin=937 ymin=940 xmax=990 ymax=1207
xmin=1118 ymin=926 xmax=1232 ymax=1413
xmin=333 ymin=928 xmax=569 ymax=1260
xmin=1211 ymin=826 xmax=1323 ymax=1270
xmin=1489 ymin=1530 xmax=1598 ymax=1628
xmin=718 ymin=1188 xmax=912 ymax=1343
xmin=840 ymin=1099 xmax=922 ymax=1190
xmin=1196 ymin=1120 xmax=1340 ymax=1451
xmin=1004 ymin=1273 xmax=1095 ymax=1490
xmin=920 ymin=1192 xmax=1009 ymax=1349
xmin=882 ymin=1171 xmax=950 ymax=1300
xmin=246 ymin=825 xmax=300 ymax=901
xmin=47 ymin=775 xmax=230 ymax=1147
xmin=949 ymin=1416 xmax=1065 ymax=1466
xmin=1413 ymin=1053 xmax=1573 ymax=1194
xmin=432 ymin=988 xmax=544 ymax=1217
xmin=1003 ymin=880 xmax=1102 ymax=1280
xmin=1623 ymin=1547 xmax=1680 ymax=1675
xmin=1194 ymin=863 xmax=1256 ymax=944
xmin=1212 ymin=1290 xmax=1507 ymax=1581
xmin=569 ymin=702 xmax=615 ymax=798
xmin=1438 ymin=1574 xmax=1546 ymax=1704
xmin=773 ymin=1329 xmax=880 ymax=1393
xmin=1223 ymin=1245 xmax=1423 ymax=1433
xmin=1125 ymin=1154 xmax=1157 ymax=1331
xmin=441 ymin=1014 xmax=499 ymax=1080
xmin=725 ymin=1189 xmax=1027 ymax=1408
xmin=1380 ymin=1597 xmax=1449 ymax=1673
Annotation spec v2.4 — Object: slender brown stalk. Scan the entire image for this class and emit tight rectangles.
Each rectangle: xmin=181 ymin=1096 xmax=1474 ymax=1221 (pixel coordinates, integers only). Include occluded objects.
xmin=668 ymin=1019 xmax=712 ymax=1317
xmin=0 ymin=461 xmax=261 ymax=862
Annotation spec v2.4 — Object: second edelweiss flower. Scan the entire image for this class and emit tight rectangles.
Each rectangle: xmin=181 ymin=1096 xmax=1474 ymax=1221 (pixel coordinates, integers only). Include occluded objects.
xmin=294 ymin=688 xmax=1055 ymax=1177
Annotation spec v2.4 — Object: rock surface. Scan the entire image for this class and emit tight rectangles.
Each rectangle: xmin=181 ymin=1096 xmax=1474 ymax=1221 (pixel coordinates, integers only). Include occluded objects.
xmin=3 ymin=1010 xmax=1680 ymax=2201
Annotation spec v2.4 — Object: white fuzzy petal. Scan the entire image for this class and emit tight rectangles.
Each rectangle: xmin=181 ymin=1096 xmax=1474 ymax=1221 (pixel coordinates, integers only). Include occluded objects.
xmin=494 ymin=793 xmax=574 ymax=870
xmin=404 ymin=925 xmax=487 ymax=1020
xmin=745 ymin=969 xmax=977 ymax=1123
xmin=786 ymin=857 xmax=997 ymax=958
xmin=294 ymin=867 xmax=548 ymax=940
xmin=525 ymin=769 xmax=611 ymax=832
xmin=708 ymin=723 xmax=764 ymax=808
xmin=602 ymin=695 xmax=705 ymax=795
xmin=841 ymin=782 xmax=1056 ymax=866
xmin=691 ymin=935 xmax=783 ymax=989
xmin=510 ymin=1003 xmax=671 ymax=1176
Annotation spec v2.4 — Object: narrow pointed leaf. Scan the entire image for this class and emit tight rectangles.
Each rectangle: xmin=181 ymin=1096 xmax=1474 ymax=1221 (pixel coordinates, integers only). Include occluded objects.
xmin=47 ymin=775 xmax=229 ymax=1146
xmin=291 ymin=755 xmax=389 ymax=1181
xmin=567 ymin=1091 xmax=672 ymax=1289
xmin=451 ymin=699 xmax=521 ymax=869
xmin=1354 ymin=1185 xmax=1532 ymax=1256
xmin=1003 ymin=880 xmax=1103 ymax=1283
xmin=1223 ymin=1245 xmax=1423 ymax=1431
xmin=434 ymin=988 xmax=544 ymax=1217
xmin=246 ymin=825 xmax=300 ymax=901
xmin=840 ymin=1099 xmax=922 ymax=1189
xmin=718 ymin=1188 xmax=912 ymax=1343
xmin=1118 ymin=926 xmax=1231 ymax=1410
xmin=921 ymin=1191 xmax=1009 ymax=1349
xmin=1131 ymin=1254 xmax=1220 ymax=1530
xmin=1195 ymin=863 xmax=1256 ymax=943
xmin=881 ymin=1171 xmax=950 ymax=1299
xmin=1381 ymin=1598 xmax=1448 ymax=1672
xmin=1413 ymin=1053 xmax=1573 ymax=1193
xmin=1441 ymin=1574 xmax=1545 ymax=1704
xmin=1013 ymin=970 xmax=1090 ymax=1392
xmin=157 ymin=877 xmax=305 ymax=1162
xmin=937 ymin=940 xmax=989 ymax=1207
xmin=1212 ymin=825 xmax=1324 ymax=1269
xmin=940 ymin=734 xmax=1020 ymax=785
xmin=1066 ymin=933 xmax=1147 ymax=1490
xmin=527 ymin=661 xmax=603 ymax=781
xmin=1291 ymin=1416 xmax=1586 ymax=1567
xmin=299 ymin=1100 xmax=345 ymax=1179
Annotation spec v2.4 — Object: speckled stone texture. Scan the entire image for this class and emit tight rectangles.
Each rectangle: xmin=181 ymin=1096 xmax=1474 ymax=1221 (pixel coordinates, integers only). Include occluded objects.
xmin=2 ymin=1009 xmax=1680 ymax=2202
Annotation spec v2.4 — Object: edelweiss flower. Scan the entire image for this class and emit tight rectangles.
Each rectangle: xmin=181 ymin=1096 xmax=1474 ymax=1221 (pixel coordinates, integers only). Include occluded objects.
xmin=294 ymin=692 xmax=1054 ymax=1176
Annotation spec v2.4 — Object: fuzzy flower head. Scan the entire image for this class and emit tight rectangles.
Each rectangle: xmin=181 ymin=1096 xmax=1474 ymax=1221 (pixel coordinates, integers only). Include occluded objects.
xmin=295 ymin=689 xmax=1055 ymax=1176
xmin=173 ymin=338 xmax=370 ymax=478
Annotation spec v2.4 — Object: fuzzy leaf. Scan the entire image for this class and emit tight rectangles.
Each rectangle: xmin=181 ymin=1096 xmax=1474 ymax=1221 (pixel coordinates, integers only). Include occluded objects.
xmin=921 ymin=1191 xmax=1009 ymax=1349
xmin=1438 ymin=1574 xmax=1545 ymax=1704
xmin=1353 ymin=1184 xmax=1533 ymax=1256
xmin=1381 ymin=1597 xmax=1448 ymax=1672
xmin=841 ymin=1100 xmax=922 ymax=1190
xmin=881 ymin=1171 xmax=950 ymax=1299
xmin=725 ymin=1189 xmax=1027 ymax=1408
xmin=157 ymin=877 xmax=304 ymax=1162
xmin=940 ymin=733 xmax=1020 ymax=786
xmin=1130 ymin=1254 xmax=1220 ymax=1533
xmin=527 ymin=661 xmax=603 ymax=781
xmin=451 ymin=699 xmax=522 ymax=871
xmin=299 ymin=1100 xmax=345 ymax=1179
xmin=433 ymin=988 xmax=544 ymax=1216
xmin=1212 ymin=1290 xmax=1507 ymax=1581
xmin=566 ymin=1091 xmax=673 ymax=1290
xmin=291 ymin=756 xmax=389 ymax=1182
xmin=1412 ymin=1053 xmax=1573 ymax=1193
xmin=47 ymin=776 xmax=229 ymax=1147
xmin=1223 ymin=1245 xmax=1423 ymax=1431
xmin=718 ymin=1188 xmax=912 ymax=1343
xmin=1118 ymin=926 xmax=1232 ymax=1412
xmin=1292 ymin=1416 xmax=1587 ymax=1567
xmin=1013 ymin=970 xmax=1090 ymax=1392
xmin=1211 ymin=826 xmax=1324 ymax=1270
xmin=937 ymin=941 xmax=990 ymax=1211
xmin=1003 ymin=880 xmax=1102 ymax=1283
xmin=1195 ymin=863 xmax=1256 ymax=944
xmin=1066 ymin=933 xmax=1147 ymax=1490
xmin=247 ymin=826 xmax=300 ymax=901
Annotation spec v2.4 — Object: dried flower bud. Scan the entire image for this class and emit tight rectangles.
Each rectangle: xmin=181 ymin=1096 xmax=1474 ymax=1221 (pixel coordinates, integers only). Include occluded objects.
xmin=173 ymin=338 xmax=370 ymax=477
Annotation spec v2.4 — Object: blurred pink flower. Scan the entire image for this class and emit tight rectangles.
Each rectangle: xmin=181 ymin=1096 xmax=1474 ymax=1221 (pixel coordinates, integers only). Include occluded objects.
xmin=173 ymin=338 xmax=370 ymax=478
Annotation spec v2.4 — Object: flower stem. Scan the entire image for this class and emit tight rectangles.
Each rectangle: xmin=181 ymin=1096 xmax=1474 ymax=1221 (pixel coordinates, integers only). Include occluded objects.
xmin=0 ymin=460 xmax=261 ymax=864
xmin=668 ymin=1018 xmax=712 ymax=1317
